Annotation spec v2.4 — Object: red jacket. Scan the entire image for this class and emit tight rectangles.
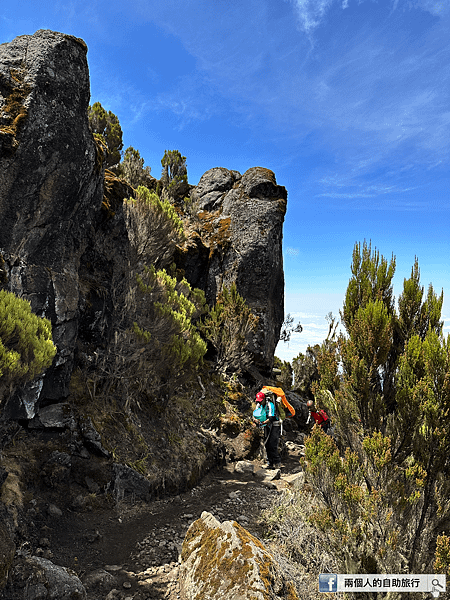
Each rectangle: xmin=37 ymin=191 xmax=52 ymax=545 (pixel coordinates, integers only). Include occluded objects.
xmin=311 ymin=409 xmax=329 ymax=427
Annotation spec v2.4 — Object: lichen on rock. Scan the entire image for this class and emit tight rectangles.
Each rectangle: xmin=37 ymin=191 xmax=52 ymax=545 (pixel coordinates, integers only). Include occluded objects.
xmin=180 ymin=511 xmax=299 ymax=600
xmin=181 ymin=166 xmax=287 ymax=374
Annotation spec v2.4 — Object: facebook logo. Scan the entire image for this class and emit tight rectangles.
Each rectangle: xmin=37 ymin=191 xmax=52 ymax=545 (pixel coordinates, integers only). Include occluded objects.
xmin=319 ymin=574 xmax=338 ymax=592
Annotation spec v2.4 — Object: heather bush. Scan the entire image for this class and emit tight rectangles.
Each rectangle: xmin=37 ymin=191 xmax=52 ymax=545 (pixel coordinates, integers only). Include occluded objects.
xmin=199 ymin=283 xmax=258 ymax=374
xmin=0 ymin=290 xmax=56 ymax=398
xmin=269 ymin=242 xmax=450 ymax=593
xmin=124 ymin=185 xmax=185 ymax=269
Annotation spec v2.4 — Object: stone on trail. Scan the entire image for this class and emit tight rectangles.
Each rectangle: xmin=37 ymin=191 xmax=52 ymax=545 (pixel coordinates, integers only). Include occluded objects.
xmin=282 ymin=472 xmax=305 ymax=489
xmin=234 ymin=460 xmax=255 ymax=474
xmin=179 ymin=511 xmax=299 ymax=600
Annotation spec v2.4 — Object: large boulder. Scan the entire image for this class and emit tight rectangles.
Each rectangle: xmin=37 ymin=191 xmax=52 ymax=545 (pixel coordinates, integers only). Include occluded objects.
xmin=4 ymin=554 xmax=86 ymax=599
xmin=0 ymin=31 xmax=130 ymax=418
xmin=184 ymin=167 xmax=287 ymax=373
xmin=180 ymin=511 xmax=298 ymax=600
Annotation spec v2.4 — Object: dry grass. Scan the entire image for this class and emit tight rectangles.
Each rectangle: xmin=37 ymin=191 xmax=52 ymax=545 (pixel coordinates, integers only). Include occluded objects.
xmin=260 ymin=486 xmax=348 ymax=600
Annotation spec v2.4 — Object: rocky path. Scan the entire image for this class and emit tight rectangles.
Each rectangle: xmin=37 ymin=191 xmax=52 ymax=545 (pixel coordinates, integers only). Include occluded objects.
xmin=17 ymin=437 xmax=305 ymax=600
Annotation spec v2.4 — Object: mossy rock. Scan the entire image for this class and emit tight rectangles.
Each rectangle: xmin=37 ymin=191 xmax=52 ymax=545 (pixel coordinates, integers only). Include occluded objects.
xmin=180 ymin=511 xmax=299 ymax=600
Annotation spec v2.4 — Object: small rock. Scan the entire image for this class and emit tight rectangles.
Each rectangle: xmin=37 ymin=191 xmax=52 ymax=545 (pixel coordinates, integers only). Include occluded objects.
xmin=234 ymin=461 xmax=254 ymax=474
xmin=85 ymin=476 xmax=100 ymax=494
xmin=72 ymin=494 xmax=87 ymax=510
xmin=47 ymin=503 xmax=62 ymax=517
xmin=123 ymin=580 xmax=132 ymax=589
xmin=228 ymin=491 xmax=242 ymax=500
xmin=104 ymin=565 xmax=123 ymax=572
xmin=282 ymin=472 xmax=305 ymax=489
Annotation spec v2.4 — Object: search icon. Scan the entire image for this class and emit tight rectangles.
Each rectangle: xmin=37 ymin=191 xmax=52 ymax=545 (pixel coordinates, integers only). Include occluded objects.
xmin=432 ymin=579 xmax=444 ymax=589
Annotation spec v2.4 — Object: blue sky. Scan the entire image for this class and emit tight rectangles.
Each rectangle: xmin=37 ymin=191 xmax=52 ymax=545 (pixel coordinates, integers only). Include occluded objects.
xmin=2 ymin=0 xmax=449 ymax=362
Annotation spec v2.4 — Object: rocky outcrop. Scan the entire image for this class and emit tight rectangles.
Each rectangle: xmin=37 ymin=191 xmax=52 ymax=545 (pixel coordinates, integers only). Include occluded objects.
xmin=0 ymin=32 xmax=133 ymax=419
xmin=180 ymin=511 xmax=298 ymax=600
xmin=0 ymin=30 xmax=106 ymax=417
xmin=183 ymin=167 xmax=287 ymax=374
xmin=1 ymin=29 xmax=286 ymax=419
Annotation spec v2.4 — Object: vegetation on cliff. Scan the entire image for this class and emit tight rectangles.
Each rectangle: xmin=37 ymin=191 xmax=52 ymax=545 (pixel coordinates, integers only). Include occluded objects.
xmin=124 ymin=185 xmax=185 ymax=269
xmin=88 ymin=101 xmax=123 ymax=169
xmin=0 ymin=291 xmax=56 ymax=396
xmin=117 ymin=146 xmax=153 ymax=189
xmin=200 ymin=282 xmax=259 ymax=375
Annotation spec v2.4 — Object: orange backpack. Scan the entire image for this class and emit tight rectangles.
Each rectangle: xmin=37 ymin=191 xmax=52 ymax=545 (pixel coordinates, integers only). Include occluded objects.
xmin=261 ymin=386 xmax=295 ymax=418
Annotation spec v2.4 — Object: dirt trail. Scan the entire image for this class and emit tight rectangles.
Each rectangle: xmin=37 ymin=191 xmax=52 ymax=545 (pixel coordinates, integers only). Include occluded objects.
xmin=25 ymin=435 xmax=305 ymax=599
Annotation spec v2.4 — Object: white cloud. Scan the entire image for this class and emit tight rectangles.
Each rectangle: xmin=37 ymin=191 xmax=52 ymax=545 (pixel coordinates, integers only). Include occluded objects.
xmin=287 ymin=0 xmax=335 ymax=33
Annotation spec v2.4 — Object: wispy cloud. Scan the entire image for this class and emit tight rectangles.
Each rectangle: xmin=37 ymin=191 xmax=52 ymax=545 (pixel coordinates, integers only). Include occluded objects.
xmin=288 ymin=0 xmax=450 ymax=34
xmin=146 ymin=73 xmax=221 ymax=130
xmin=102 ymin=0 xmax=450 ymax=202
xmin=286 ymin=0 xmax=335 ymax=34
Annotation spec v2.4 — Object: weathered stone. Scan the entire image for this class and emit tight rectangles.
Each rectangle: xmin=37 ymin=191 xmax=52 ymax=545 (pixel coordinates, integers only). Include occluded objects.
xmin=5 ymin=555 xmax=86 ymax=599
xmin=47 ymin=504 xmax=62 ymax=517
xmin=254 ymin=467 xmax=281 ymax=482
xmin=0 ymin=30 xmax=104 ymax=416
xmin=282 ymin=472 xmax=305 ymax=489
xmin=29 ymin=403 xmax=75 ymax=429
xmin=111 ymin=463 xmax=153 ymax=502
xmin=82 ymin=568 xmax=118 ymax=594
xmin=183 ymin=166 xmax=287 ymax=373
xmin=78 ymin=416 xmax=110 ymax=457
xmin=234 ymin=460 xmax=254 ymax=474
xmin=180 ymin=511 xmax=298 ymax=600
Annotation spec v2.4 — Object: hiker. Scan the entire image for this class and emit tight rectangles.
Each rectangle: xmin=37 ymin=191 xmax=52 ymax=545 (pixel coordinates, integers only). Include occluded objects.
xmin=306 ymin=400 xmax=331 ymax=434
xmin=252 ymin=390 xmax=282 ymax=468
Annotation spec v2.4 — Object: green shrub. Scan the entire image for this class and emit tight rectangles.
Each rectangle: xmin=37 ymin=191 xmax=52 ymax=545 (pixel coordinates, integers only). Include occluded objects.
xmin=0 ymin=290 xmax=56 ymax=391
xmin=124 ymin=186 xmax=185 ymax=269
xmin=287 ymin=242 xmax=450 ymax=581
xmin=200 ymin=283 xmax=258 ymax=374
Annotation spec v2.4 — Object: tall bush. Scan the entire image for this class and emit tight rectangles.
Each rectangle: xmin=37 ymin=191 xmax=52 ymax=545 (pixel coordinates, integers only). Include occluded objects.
xmin=124 ymin=186 xmax=185 ymax=269
xmin=268 ymin=241 xmax=450 ymax=584
xmin=88 ymin=101 xmax=123 ymax=169
xmin=200 ymin=283 xmax=258 ymax=374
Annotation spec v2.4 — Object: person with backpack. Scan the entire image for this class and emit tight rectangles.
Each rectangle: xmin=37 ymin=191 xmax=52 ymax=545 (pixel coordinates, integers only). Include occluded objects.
xmin=306 ymin=400 xmax=331 ymax=434
xmin=252 ymin=390 xmax=282 ymax=469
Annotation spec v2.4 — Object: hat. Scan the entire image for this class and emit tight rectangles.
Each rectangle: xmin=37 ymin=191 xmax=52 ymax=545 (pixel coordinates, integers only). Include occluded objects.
xmin=256 ymin=392 xmax=266 ymax=403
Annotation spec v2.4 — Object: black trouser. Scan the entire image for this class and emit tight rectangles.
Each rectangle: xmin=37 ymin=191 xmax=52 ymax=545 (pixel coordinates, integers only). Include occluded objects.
xmin=264 ymin=424 xmax=281 ymax=465
xmin=321 ymin=419 xmax=331 ymax=434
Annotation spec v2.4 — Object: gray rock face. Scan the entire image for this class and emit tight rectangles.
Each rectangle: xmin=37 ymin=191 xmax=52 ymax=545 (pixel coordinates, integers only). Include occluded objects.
xmin=0 ymin=30 xmax=286 ymax=421
xmin=185 ymin=166 xmax=287 ymax=373
xmin=0 ymin=32 xmax=133 ymax=421
xmin=0 ymin=30 xmax=104 ymax=416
